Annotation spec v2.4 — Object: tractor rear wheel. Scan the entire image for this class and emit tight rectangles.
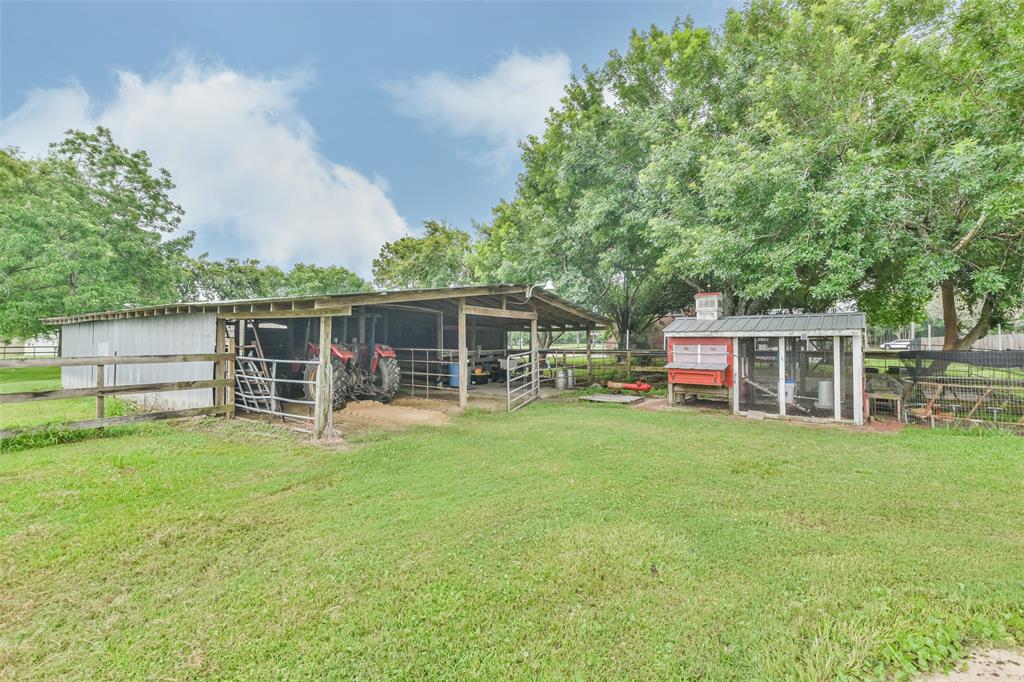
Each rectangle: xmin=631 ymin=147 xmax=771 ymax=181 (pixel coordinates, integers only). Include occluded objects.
xmin=303 ymin=358 xmax=350 ymax=410
xmin=373 ymin=356 xmax=401 ymax=403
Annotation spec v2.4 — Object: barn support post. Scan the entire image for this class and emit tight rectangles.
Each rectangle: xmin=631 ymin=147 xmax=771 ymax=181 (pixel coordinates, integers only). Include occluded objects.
xmin=314 ymin=315 xmax=334 ymax=438
xmin=458 ymin=299 xmax=468 ymax=410
xmin=530 ymin=317 xmax=539 ymax=396
xmin=586 ymin=326 xmax=593 ymax=383
xmin=853 ymin=332 xmax=864 ymax=425
xmin=214 ymin=318 xmax=226 ymax=407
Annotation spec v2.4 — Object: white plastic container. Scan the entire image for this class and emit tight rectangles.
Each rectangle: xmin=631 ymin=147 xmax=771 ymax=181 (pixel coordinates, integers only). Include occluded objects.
xmin=815 ymin=380 xmax=834 ymax=409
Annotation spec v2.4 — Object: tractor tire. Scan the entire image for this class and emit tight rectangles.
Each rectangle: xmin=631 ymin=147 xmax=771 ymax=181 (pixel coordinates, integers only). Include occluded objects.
xmin=330 ymin=358 xmax=350 ymax=409
xmin=373 ymin=356 xmax=401 ymax=403
xmin=303 ymin=359 xmax=350 ymax=410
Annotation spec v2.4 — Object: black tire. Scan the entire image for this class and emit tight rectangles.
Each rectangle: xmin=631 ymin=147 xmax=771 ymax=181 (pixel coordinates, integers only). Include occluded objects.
xmin=303 ymin=363 xmax=318 ymax=402
xmin=330 ymin=358 xmax=349 ymax=409
xmin=303 ymin=359 xmax=350 ymax=410
xmin=373 ymin=356 xmax=401 ymax=403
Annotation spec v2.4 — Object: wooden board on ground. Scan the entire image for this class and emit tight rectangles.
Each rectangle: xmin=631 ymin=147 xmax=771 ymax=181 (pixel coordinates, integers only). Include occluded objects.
xmin=580 ymin=394 xmax=644 ymax=405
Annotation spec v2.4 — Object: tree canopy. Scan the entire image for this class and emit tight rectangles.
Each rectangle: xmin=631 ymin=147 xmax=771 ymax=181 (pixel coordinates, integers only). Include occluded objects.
xmin=474 ymin=0 xmax=1024 ymax=348
xmin=372 ymin=220 xmax=474 ymax=290
xmin=1 ymin=128 xmax=370 ymax=340
xmin=0 ymin=129 xmax=192 ymax=340
xmin=179 ymin=256 xmax=369 ymax=301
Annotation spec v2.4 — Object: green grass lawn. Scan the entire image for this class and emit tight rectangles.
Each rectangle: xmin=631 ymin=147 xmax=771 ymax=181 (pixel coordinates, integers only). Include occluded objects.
xmin=0 ymin=367 xmax=130 ymax=433
xmin=1 ymin=367 xmax=1023 ymax=680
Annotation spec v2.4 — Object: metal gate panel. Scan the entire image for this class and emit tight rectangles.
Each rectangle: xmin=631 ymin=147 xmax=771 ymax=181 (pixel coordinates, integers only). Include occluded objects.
xmin=507 ymin=350 xmax=539 ymax=411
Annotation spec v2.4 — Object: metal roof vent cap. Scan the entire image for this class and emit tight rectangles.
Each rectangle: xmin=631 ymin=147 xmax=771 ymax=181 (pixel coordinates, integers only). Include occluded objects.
xmin=695 ymin=292 xmax=723 ymax=320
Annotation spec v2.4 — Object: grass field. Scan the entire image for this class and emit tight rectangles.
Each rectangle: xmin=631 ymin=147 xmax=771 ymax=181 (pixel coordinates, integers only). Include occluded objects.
xmin=2 ymin=367 xmax=1023 ymax=680
xmin=0 ymin=366 xmax=132 ymax=433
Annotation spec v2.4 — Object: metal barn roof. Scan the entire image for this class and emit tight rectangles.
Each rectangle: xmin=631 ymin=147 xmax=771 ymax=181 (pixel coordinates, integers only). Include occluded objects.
xmin=663 ymin=312 xmax=866 ymax=337
xmin=44 ymin=284 xmax=611 ymax=330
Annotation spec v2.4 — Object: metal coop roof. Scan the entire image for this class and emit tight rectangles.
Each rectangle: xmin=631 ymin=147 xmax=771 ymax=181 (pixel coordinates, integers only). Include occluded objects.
xmin=664 ymin=312 xmax=866 ymax=338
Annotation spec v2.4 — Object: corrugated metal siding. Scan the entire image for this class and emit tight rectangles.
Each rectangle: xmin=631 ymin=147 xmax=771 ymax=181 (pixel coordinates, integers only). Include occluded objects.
xmin=61 ymin=314 xmax=217 ymax=409
xmin=664 ymin=312 xmax=866 ymax=336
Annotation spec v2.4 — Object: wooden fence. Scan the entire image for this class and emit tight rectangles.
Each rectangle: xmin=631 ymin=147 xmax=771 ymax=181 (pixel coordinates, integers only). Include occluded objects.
xmin=0 ymin=345 xmax=59 ymax=359
xmin=0 ymin=353 xmax=235 ymax=439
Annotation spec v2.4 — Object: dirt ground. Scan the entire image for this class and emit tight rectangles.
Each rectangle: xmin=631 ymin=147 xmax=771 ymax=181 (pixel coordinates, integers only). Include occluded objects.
xmin=920 ymin=650 xmax=1024 ymax=681
xmin=329 ymin=398 xmax=458 ymax=433
xmin=633 ymin=398 xmax=670 ymax=411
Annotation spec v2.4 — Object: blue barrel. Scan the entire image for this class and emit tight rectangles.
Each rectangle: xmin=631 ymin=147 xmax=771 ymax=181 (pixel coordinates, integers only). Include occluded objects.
xmin=448 ymin=363 xmax=460 ymax=387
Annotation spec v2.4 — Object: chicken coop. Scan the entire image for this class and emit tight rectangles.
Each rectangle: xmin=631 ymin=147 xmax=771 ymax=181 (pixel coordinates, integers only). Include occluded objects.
xmin=664 ymin=294 xmax=867 ymax=424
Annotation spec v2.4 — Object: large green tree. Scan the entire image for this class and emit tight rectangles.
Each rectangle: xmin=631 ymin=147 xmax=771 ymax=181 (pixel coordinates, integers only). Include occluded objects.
xmin=179 ymin=257 xmax=369 ymax=301
xmin=0 ymin=128 xmax=192 ymax=340
xmin=372 ymin=220 xmax=474 ymax=290
xmin=480 ymin=0 xmax=1023 ymax=349
xmin=178 ymin=255 xmax=285 ymax=301
xmin=279 ymin=263 xmax=370 ymax=296
xmin=474 ymin=74 xmax=696 ymax=347
xmin=631 ymin=0 xmax=1023 ymax=347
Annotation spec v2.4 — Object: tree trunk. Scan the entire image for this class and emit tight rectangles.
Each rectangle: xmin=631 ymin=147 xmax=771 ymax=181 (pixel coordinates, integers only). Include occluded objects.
xmin=537 ymin=331 xmax=563 ymax=349
xmin=940 ymin=280 xmax=993 ymax=350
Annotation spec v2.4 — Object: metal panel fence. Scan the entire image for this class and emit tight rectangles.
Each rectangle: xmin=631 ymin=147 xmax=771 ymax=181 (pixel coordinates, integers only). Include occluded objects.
xmin=393 ymin=348 xmax=510 ymax=397
xmin=234 ymin=356 xmax=317 ymax=428
xmin=507 ymin=351 xmax=538 ymax=411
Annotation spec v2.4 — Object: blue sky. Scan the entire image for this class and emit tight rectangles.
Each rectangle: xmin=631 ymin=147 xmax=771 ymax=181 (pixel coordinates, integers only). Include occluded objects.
xmin=2 ymin=1 xmax=735 ymax=276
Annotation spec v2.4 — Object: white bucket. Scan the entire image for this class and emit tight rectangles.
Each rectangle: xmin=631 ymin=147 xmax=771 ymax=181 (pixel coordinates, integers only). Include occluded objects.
xmin=815 ymin=380 xmax=834 ymax=408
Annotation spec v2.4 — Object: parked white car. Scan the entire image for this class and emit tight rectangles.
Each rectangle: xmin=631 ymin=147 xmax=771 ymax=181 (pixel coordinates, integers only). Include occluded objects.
xmin=881 ymin=339 xmax=912 ymax=350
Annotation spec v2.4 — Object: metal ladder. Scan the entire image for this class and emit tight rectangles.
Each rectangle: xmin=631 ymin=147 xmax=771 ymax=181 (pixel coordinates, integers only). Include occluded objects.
xmin=234 ymin=323 xmax=276 ymax=413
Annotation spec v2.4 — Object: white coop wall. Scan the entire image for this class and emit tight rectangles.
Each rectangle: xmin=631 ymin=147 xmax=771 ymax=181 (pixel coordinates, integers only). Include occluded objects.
xmin=61 ymin=314 xmax=218 ymax=410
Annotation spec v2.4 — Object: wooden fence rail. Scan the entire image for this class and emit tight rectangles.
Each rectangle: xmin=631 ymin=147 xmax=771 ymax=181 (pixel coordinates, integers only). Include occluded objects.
xmin=1 ymin=352 xmax=235 ymax=440
xmin=0 ymin=345 xmax=59 ymax=359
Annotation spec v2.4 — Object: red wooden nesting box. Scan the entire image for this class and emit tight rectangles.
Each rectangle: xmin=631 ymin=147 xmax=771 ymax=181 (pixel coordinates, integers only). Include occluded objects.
xmin=666 ymin=337 xmax=732 ymax=387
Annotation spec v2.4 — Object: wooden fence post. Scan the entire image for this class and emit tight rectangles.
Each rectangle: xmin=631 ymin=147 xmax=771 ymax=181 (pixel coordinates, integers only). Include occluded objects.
xmin=214 ymin=318 xmax=226 ymax=407
xmin=96 ymin=364 xmax=105 ymax=418
xmin=226 ymin=339 xmax=236 ymax=418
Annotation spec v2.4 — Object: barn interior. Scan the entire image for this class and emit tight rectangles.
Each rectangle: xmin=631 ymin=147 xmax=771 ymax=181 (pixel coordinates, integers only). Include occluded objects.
xmin=218 ymin=286 xmax=608 ymax=422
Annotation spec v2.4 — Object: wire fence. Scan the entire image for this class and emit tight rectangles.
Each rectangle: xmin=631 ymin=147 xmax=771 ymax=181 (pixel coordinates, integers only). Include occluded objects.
xmin=393 ymin=348 xmax=510 ymax=397
xmin=866 ymin=350 xmax=1024 ymax=431
xmin=539 ymin=349 xmax=668 ymax=385
xmin=391 ymin=347 xmax=670 ymax=397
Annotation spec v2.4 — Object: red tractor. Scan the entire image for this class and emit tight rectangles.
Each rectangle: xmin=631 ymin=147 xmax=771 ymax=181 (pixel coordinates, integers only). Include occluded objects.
xmin=303 ymin=341 xmax=400 ymax=409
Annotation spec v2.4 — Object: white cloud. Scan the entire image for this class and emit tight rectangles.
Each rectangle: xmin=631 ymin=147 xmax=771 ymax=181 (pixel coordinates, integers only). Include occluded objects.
xmin=386 ymin=52 xmax=571 ymax=168
xmin=0 ymin=57 xmax=408 ymax=273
